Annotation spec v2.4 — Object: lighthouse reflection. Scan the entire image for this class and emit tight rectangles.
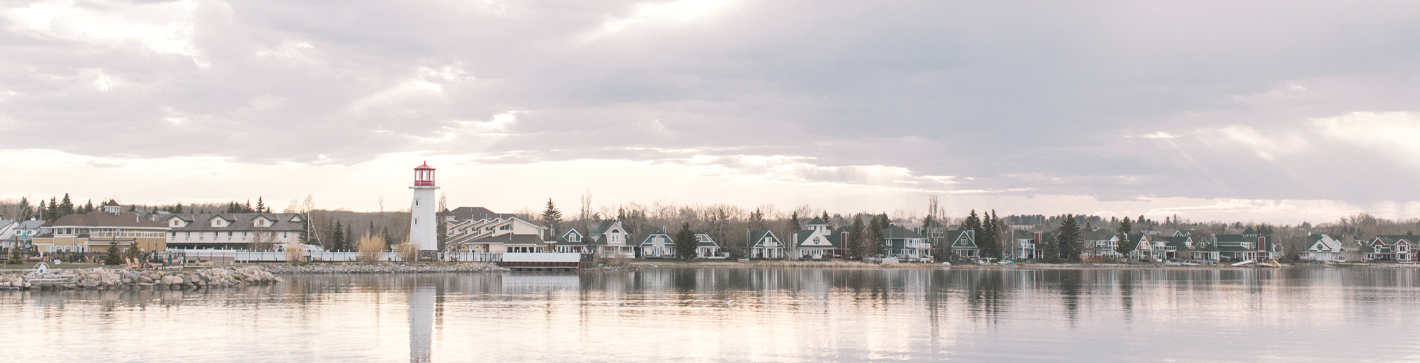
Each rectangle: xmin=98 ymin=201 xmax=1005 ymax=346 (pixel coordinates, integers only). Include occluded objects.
xmin=408 ymin=285 xmax=434 ymax=363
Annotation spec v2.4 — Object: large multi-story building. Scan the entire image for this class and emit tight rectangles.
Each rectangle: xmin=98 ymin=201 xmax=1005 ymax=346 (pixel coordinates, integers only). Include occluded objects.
xmin=31 ymin=200 xmax=169 ymax=253
xmin=163 ymin=212 xmax=307 ymax=250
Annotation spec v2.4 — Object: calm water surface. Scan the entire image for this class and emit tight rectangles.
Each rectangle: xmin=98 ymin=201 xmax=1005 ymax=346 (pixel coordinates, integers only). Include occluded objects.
xmin=3 ymin=267 xmax=1419 ymax=362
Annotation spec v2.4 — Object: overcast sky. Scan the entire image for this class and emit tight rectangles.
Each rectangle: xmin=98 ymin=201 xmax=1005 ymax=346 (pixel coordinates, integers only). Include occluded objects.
xmin=1 ymin=0 xmax=1418 ymax=224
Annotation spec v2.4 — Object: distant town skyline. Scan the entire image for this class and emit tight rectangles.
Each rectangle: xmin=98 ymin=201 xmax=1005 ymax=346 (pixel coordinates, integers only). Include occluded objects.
xmin=2 ymin=1 xmax=1418 ymax=224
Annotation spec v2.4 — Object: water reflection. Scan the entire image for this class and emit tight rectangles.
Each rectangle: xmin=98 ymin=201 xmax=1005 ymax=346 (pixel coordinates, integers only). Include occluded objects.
xmin=4 ymin=267 xmax=1420 ymax=361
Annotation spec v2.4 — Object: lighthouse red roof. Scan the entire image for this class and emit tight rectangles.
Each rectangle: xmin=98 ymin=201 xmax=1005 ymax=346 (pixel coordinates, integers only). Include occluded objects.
xmin=415 ymin=161 xmax=435 ymax=170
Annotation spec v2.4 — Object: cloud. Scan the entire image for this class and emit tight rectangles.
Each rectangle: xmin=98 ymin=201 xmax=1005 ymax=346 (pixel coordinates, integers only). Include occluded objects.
xmin=578 ymin=0 xmax=735 ymax=42
xmin=1312 ymin=111 xmax=1420 ymax=165
xmin=5 ymin=0 xmax=204 ymax=65
xmin=1211 ymin=125 xmax=1309 ymax=161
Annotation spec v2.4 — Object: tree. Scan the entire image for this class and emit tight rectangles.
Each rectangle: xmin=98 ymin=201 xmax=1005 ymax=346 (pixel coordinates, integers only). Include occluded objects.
xmin=846 ymin=216 xmax=864 ymax=259
xmin=256 ymin=197 xmax=267 ymax=213
xmin=748 ymin=208 xmax=765 ymax=230
xmin=980 ymin=210 xmax=999 ymax=259
xmin=1041 ymin=234 xmax=1061 ymax=263
xmin=59 ymin=194 xmax=74 ymax=217
xmin=674 ymin=222 xmax=698 ymax=260
xmin=789 ymin=212 xmax=801 ymax=231
xmin=83 ymin=200 xmax=93 ymax=214
xmin=104 ymin=240 xmax=123 ymax=265
xmin=542 ymin=199 xmax=564 ymax=238
xmin=1059 ymin=214 xmax=1083 ymax=262
xmin=16 ymin=197 xmax=32 ymax=221
xmin=10 ymin=243 xmax=22 ymax=263
xmin=1115 ymin=217 xmax=1134 ymax=259
xmin=332 ymin=220 xmax=346 ymax=252
xmin=857 ymin=225 xmax=880 ymax=259
xmin=821 ymin=211 xmax=831 ymax=225
xmin=345 ymin=223 xmax=354 ymax=253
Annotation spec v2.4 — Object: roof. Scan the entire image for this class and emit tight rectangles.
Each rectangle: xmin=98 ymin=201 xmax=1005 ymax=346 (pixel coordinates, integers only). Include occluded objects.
xmin=556 ymin=228 xmax=587 ymax=246
xmin=1159 ymin=236 xmax=1191 ymax=250
xmin=791 ymin=229 xmax=840 ymax=249
xmin=631 ymin=227 xmax=671 ymax=246
xmin=806 ymin=217 xmax=828 ymax=225
xmin=447 ymin=207 xmax=517 ymax=222
xmin=414 ymin=161 xmax=435 ymax=170
xmin=947 ymin=229 xmax=977 ymax=248
xmin=1243 ymin=227 xmax=1257 ymax=235
xmin=166 ymin=213 xmax=306 ymax=232
xmin=50 ymin=212 xmax=166 ymax=229
xmin=17 ymin=220 xmax=45 ymax=229
xmin=1215 ymin=234 xmax=1254 ymax=243
xmin=879 ymin=226 xmax=925 ymax=239
xmin=748 ymin=230 xmax=777 ymax=247
xmin=102 ymin=200 xmax=120 ymax=207
xmin=591 ymin=219 xmax=622 ymax=236
xmin=461 ymin=233 xmax=543 ymax=246
xmin=696 ymin=234 xmax=719 ymax=248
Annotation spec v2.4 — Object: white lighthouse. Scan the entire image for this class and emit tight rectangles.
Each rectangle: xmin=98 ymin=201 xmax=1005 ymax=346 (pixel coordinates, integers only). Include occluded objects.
xmin=409 ymin=161 xmax=439 ymax=254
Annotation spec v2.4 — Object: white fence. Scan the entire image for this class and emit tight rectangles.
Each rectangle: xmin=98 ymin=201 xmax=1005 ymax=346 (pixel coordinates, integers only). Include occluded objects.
xmin=169 ymin=249 xmax=506 ymax=263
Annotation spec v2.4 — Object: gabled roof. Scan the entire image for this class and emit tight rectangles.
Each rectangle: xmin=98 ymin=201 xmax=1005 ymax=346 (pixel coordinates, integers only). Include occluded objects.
xmin=166 ymin=213 xmax=306 ymax=232
xmin=1086 ymin=229 xmax=1116 ymax=241
xmin=806 ymin=217 xmax=828 ymax=225
xmin=17 ymin=220 xmax=46 ymax=229
xmin=447 ymin=207 xmax=517 ymax=222
xmin=947 ymin=229 xmax=976 ymax=248
xmin=49 ymin=212 xmax=167 ymax=229
xmin=591 ymin=219 xmax=622 ymax=236
xmin=102 ymin=200 xmax=120 ymax=207
xmin=556 ymin=228 xmax=587 ymax=246
xmin=791 ymin=229 xmax=839 ymax=249
xmin=748 ymin=230 xmax=779 ymax=248
xmin=1215 ymin=234 xmax=1255 ymax=243
xmin=696 ymin=233 xmax=719 ymax=248
xmin=879 ymin=226 xmax=925 ymax=239
xmin=631 ymin=227 xmax=671 ymax=246
xmin=1243 ymin=227 xmax=1257 ymax=235
xmin=1159 ymin=236 xmax=1191 ymax=250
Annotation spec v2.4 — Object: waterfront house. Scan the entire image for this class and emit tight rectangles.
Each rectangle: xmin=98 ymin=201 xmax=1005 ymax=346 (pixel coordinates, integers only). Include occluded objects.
xmin=1124 ymin=234 xmax=1156 ymax=261
xmin=747 ymin=230 xmax=784 ymax=259
xmin=0 ymin=220 xmax=16 ymax=248
xmin=589 ymin=219 xmax=635 ymax=258
xmin=1213 ymin=227 xmax=1277 ymax=261
xmin=634 ymin=227 xmax=677 ymax=258
xmin=695 ymin=233 xmax=723 ymax=258
xmin=946 ymin=229 xmax=978 ymax=258
xmin=791 ymin=217 xmax=840 ymax=260
xmin=1302 ymin=234 xmax=1347 ymax=262
xmin=1157 ymin=235 xmax=1195 ymax=260
xmin=1361 ymin=235 xmax=1417 ymax=262
xmin=10 ymin=219 xmax=44 ymax=249
xmin=1011 ymin=230 xmax=1040 ymax=260
xmin=880 ymin=226 xmax=931 ymax=262
xmin=165 ymin=212 xmax=306 ymax=250
xmin=554 ymin=228 xmax=591 ymax=253
xmin=31 ymin=201 xmax=168 ymax=254
xmin=1086 ymin=229 xmax=1122 ymax=259
xmin=446 ymin=214 xmax=549 ymax=253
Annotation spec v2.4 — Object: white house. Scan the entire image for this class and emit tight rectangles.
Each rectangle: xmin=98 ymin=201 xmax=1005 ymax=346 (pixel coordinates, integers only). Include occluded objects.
xmin=165 ymin=213 xmax=307 ymax=250
xmin=791 ymin=217 xmax=838 ymax=260
xmin=634 ymin=227 xmax=677 ymax=258
xmin=747 ymin=230 xmax=784 ymax=259
xmin=1302 ymin=234 xmax=1347 ymax=262
xmin=590 ymin=219 xmax=635 ymax=258
xmin=446 ymin=214 xmax=549 ymax=253
xmin=695 ymin=233 xmax=724 ymax=259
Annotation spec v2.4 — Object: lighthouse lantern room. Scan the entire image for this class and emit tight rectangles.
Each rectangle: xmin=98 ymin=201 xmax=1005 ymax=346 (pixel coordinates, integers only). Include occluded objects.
xmin=409 ymin=161 xmax=440 ymax=256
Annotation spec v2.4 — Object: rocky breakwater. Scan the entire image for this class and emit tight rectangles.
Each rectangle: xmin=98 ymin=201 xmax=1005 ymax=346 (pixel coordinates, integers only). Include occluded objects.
xmin=1 ymin=266 xmax=282 ymax=290
xmin=264 ymin=263 xmax=509 ymax=274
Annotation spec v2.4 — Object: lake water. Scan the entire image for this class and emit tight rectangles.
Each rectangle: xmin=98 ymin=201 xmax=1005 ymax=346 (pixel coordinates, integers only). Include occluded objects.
xmin=3 ymin=267 xmax=1419 ymax=362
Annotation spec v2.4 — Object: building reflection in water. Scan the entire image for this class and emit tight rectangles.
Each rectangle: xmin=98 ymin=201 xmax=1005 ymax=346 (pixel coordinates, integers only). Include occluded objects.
xmin=408 ymin=285 xmax=434 ymax=363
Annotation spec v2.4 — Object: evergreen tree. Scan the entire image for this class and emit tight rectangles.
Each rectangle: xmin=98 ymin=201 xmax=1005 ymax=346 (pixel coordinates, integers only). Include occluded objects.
xmin=38 ymin=199 xmax=49 ymax=222
xmin=83 ymin=200 xmax=93 ymax=214
xmin=1115 ymin=217 xmax=1134 ymax=259
xmin=846 ymin=216 xmax=864 ymax=259
xmin=1059 ymin=214 xmax=1083 ymax=261
xmin=748 ymin=208 xmax=765 ymax=230
xmin=1041 ymin=234 xmax=1061 ymax=263
xmin=673 ymin=222 xmax=698 ymax=260
xmin=821 ymin=212 xmax=831 ymax=225
xmin=10 ymin=244 xmax=22 ymax=263
xmin=789 ymin=212 xmax=801 ymax=231
xmin=542 ymin=199 xmax=564 ymax=237
xmin=48 ymin=197 xmax=58 ymax=220
xmin=104 ymin=240 xmax=123 ymax=265
xmin=332 ymin=220 xmax=345 ymax=251
xmin=981 ymin=210 xmax=999 ymax=259
xmin=60 ymin=194 xmax=74 ymax=216
xmin=344 ymin=223 xmax=353 ymax=252
xmin=257 ymin=197 xmax=266 ymax=213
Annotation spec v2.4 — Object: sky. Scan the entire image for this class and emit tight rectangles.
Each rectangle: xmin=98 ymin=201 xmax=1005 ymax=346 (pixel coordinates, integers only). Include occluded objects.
xmin=1 ymin=0 xmax=1418 ymax=224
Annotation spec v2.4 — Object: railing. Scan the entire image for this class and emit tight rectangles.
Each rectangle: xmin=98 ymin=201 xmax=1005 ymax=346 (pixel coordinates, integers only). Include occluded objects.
xmin=168 ymin=249 xmax=506 ymax=263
